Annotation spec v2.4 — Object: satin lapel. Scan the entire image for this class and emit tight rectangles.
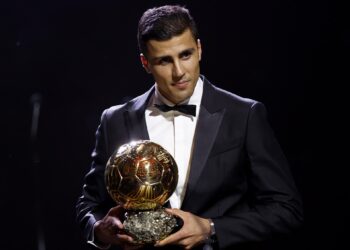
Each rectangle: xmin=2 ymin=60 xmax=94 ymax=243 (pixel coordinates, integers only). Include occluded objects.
xmin=124 ymin=87 xmax=154 ymax=141
xmin=182 ymin=79 xmax=225 ymax=208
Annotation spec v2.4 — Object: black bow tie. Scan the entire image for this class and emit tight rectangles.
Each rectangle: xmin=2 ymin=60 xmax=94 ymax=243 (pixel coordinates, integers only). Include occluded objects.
xmin=154 ymin=104 xmax=196 ymax=117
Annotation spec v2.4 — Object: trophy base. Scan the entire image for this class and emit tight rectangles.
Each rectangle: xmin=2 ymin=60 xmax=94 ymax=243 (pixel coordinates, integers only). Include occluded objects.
xmin=123 ymin=208 xmax=178 ymax=244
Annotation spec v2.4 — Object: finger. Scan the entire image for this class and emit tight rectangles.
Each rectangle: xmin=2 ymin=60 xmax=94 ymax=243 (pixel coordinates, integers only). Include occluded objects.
xmin=104 ymin=206 xmax=125 ymax=230
xmin=165 ymin=208 xmax=187 ymax=229
xmin=116 ymin=233 xmax=134 ymax=242
xmin=108 ymin=205 xmax=125 ymax=218
xmin=101 ymin=217 xmax=122 ymax=235
xmin=165 ymin=208 xmax=186 ymax=218
xmin=109 ymin=233 xmax=134 ymax=245
xmin=110 ymin=216 xmax=124 ymax=230
xmin=154 ymin=230 xmax=185 ymax=247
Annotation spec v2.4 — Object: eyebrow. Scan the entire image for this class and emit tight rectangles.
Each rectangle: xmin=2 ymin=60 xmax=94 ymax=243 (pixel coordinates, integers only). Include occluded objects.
xmin=152 ymin=48 xmax=196 ymax=62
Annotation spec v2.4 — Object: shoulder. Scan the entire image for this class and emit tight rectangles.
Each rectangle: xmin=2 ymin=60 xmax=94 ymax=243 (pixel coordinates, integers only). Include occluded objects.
xmin=100 ymin=88 xmax=153 ymax=121
xmin=213 ymin=84 xmax=256 ymax=106
xmin=102 ymin=103 xmax=128 ymax=118
xmin=202 ymin=77 xmax=262 ymax=113
xmin=99 ymin=103 xmax=127 ymax=123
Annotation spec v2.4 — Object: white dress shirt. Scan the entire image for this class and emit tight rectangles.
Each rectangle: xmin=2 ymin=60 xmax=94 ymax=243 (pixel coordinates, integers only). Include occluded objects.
xmin=145 ymin=77 xmax=203 ymax=208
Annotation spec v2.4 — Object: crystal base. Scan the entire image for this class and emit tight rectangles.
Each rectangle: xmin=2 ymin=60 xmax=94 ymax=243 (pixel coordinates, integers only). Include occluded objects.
xmin=123 ymin=208 xmax=178 ymax=244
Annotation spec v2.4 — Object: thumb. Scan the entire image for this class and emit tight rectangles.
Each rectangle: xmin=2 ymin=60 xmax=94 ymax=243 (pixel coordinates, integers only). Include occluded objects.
xmin=108 ymin=205 xmax=125 ymax=217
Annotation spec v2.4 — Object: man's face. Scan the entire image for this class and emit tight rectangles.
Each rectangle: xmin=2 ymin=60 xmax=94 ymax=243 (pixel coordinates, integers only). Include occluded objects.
xmin=141 ymin=29 xmax=202 ymax=104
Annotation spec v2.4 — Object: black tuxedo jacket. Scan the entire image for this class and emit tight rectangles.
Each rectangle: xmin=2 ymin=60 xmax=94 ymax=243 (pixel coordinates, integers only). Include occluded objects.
xmin=76 ymin=76 xmax=303 ymax=249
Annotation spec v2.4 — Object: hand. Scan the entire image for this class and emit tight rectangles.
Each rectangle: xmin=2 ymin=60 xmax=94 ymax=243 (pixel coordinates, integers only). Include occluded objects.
xmin=154 ymin=208 xmax=211 ymax=249
xmin=94 ymin=205 xmax=137 ymax=248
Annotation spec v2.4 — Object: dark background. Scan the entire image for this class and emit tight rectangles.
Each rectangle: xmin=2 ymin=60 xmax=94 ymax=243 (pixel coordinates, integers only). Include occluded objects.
xmin=1 ymin=0 xmax=347 ymax=249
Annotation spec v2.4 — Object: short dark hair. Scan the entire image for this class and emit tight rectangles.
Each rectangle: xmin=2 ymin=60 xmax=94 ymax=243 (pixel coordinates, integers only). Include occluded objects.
xmin=137 ymin=5 xmax=199 ymax=55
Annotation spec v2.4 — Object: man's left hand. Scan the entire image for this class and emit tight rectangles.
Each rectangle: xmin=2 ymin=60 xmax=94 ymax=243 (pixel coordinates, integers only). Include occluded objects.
xmin=154 ymin=208 xmax=211 ymax=249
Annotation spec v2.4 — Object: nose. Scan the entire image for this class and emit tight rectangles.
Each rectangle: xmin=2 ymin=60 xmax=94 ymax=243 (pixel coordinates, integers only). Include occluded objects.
xmin=172 ymin=60 xmax=185 ymax=79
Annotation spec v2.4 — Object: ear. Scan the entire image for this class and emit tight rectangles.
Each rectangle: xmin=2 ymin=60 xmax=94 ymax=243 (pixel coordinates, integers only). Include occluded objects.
xmin=140 ymin=53 xmax=151 ymax=73
xmin=197 ymin=39 xmax=202 ymax=61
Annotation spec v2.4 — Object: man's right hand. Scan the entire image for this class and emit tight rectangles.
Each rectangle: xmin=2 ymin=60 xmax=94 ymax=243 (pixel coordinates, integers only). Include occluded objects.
xmin=94 ymin=205 xmax=136 ymax=248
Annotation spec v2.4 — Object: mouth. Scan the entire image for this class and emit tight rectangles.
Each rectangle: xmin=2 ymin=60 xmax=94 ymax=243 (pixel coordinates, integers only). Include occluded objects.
xmin=171 ymin=80 xmax=190 ymax=89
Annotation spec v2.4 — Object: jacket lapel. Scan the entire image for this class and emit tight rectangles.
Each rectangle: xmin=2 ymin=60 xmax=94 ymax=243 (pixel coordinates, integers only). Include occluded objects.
xmin=123 ymin=79 xmax=225 ymax=209
xmin=182 ymin=78 xmax=225 ymax=208
xmin=124 ymin=87 xmax=154 ymax=141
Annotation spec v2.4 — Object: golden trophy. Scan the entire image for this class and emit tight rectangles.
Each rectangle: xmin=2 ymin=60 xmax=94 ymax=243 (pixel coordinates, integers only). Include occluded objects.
xmin=105 ymin=140 xmax=180 ymax=244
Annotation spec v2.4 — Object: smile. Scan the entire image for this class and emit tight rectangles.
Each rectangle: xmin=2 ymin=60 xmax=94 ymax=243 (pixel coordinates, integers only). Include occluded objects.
xmin=171 ymin=80 xmax=190 ymax=89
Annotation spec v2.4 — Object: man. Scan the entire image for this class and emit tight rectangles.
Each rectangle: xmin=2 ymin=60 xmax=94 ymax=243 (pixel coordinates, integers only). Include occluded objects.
xmin=76 ymin=5 xmax=303 ymax=250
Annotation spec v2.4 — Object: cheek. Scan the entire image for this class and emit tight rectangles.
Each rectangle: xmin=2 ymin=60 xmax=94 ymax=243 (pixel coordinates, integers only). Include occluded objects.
xmin=152 ymin=67 xmax=171 ymax=80
xmin=185 ymin=59 xmax=200 ymax=72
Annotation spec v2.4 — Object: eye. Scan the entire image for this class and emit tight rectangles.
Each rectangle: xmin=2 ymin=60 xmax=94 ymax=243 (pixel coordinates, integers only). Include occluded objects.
xmin=159 ymin=60 xmax=168 ymax=65
xmin=158 ymin=57 xmax=172 ymax=65
xmin=180 ymin=51 xmax=192 ymax=60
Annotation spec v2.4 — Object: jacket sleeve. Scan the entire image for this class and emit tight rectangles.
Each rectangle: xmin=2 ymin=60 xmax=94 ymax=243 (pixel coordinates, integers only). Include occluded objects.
xmin=213 ymin=102 xmax=303 ymax=249
xmin=76 ymin=109 xmax=114 ymax=243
